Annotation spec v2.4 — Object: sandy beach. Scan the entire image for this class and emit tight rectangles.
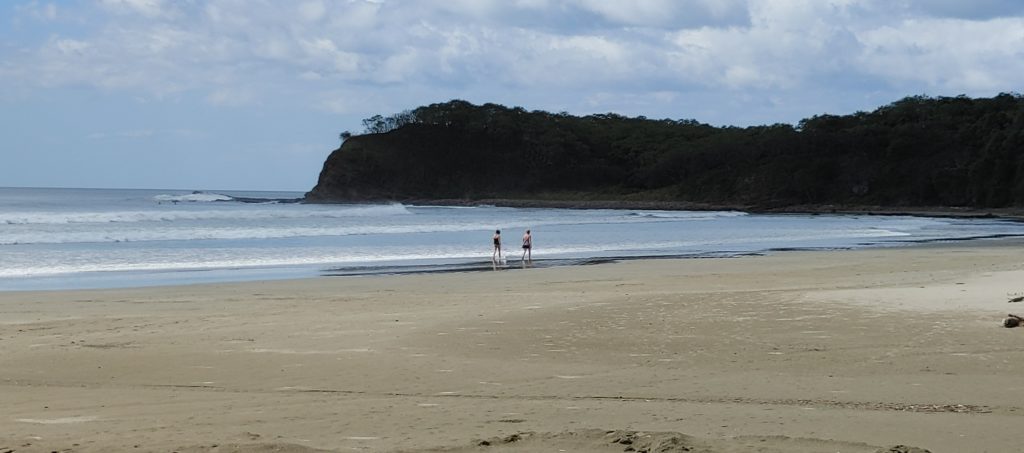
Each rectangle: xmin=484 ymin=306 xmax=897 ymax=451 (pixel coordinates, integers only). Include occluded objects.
xmin=2 ymin=241 xmax=1024 ymax=452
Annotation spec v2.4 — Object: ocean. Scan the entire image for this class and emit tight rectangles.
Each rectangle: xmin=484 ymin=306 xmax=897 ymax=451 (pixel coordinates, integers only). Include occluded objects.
xmin=2 ymin=187 xmax=1023 ymax=291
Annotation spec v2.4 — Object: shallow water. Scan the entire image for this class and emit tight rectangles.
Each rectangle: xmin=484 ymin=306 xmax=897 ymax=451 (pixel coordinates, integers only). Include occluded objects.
xmin=2 ymin=187 xmax=1022 ymax=290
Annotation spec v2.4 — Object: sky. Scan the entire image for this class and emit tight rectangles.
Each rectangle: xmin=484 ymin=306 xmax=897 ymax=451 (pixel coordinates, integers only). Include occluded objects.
xmin=2 ymin=1 xmax=1023 ymax=191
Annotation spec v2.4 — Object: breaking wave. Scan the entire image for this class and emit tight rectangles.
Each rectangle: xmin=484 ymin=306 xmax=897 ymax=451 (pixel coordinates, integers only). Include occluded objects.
xmin=628 ymin=210 xmax=748 ymax=220
xmin=0 ymin=203 xmax=412 ymax=225
xmin=153 ymin=192 xmax=234 ymax=203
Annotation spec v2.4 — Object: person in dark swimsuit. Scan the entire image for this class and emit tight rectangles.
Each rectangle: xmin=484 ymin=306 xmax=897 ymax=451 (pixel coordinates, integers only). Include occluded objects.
xmin=521 ymin=229 xmax=532 ymax=262
xmin=492 ymin=230 xmax=502 ymax=263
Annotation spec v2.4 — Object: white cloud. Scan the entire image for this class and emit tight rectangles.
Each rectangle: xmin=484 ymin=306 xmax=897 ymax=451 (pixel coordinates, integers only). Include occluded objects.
xmin=3 ymin=0 xmax=1024 ymax=119
xmin=207 ymin=87 xmax=257 ymax=106
xmin=377 ymin=49 xmax=423 ymax=83
xmin=298 ymin=1 xmax=327 ymax=22
xmin=6 ymin=0 xmax=1024 ymax=191
xmin=856 ymin=17 xmax=1024 ymax=92
xmin=573 ymin=0 xmax=748 ymax=27
xmin=54 ymin=38 xmax=90 ymax=55
xmin=574 ymin=0 xmax=686 ymax=27
xmin=42 ymin=2 xmax=58 ymax=20
xmin=583 ymin=90 xmax=683 ymax=113
xmin=322 ymin=1 xmax=383 ymax=34
xmin=16 ymin=1 xmax=59 ymax=21
xmin=298 ymin=37 xmax=360 ymax=74
xmin=432 ymin=0 xmax=506 ymax=19
xmin=314 ymin=89 xmax=386 ymax=114
xmin=98 ymin=0 xmax=173 ymax=18
xmin=905 ymin=0 xmax=1024 ymax=20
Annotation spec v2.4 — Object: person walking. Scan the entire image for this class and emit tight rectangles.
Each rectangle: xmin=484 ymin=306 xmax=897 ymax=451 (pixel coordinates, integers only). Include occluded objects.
xmin=492 ymin=230 xmax=502 ymax=263
xmin=521 ymin=229 xmax=532 ymax=262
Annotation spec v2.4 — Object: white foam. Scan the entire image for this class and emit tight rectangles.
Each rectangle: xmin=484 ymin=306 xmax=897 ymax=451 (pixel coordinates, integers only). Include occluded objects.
xmin=0 ymin=222 xmax=503 ymax=245
xmin=154 ymin=192 xmax=233 ymax=203
xmin=0 ymin=223 xmax=964 ymax=278
xmin=0 ymin=246 xmax=492 ymax=278
xmin=0 ymin=203 xmax=412 ymax=226
xmin=629 ymin=210 xmax=748 ymax=220
xmin=3 ymin=193 xmax=1021 ymax=289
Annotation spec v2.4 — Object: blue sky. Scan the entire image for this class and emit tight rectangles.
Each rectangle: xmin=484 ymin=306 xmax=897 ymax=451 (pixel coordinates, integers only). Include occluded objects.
xmin=2 ymin=0 xmax=1023 ymax=191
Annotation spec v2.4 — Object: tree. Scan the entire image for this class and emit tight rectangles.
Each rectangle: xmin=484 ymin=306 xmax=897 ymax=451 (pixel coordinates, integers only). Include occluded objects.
xmin=310 ymin=95 xmax=1024 ymax=208
xmin=361 ymin=110 xmax=420 ymax=134
xmin=362 ymin=115 xmax=387 ymax=134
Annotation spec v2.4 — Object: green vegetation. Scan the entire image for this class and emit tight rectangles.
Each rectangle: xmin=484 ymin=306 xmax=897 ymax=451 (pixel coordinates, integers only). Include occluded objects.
xmin=307 ymin=95 xmax=1024 ymax=208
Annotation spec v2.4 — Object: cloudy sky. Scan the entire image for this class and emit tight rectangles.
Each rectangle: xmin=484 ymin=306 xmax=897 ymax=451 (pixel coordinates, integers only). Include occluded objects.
xmin=2 ymin=0 xmax=1023 ymax=191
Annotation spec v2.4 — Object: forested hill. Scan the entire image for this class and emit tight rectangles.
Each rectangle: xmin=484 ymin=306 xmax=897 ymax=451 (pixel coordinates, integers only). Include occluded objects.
xmin=305 ymin=95 xmax=1024 ymax=210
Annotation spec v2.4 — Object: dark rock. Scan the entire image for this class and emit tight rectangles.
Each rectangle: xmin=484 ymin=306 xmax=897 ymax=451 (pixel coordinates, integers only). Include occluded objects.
xmin=875 ymin=446 xmax=932 ymax=453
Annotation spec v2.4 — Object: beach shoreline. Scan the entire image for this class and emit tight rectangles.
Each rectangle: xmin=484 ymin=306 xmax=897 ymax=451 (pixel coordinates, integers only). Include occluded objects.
xmin=3 ymin=241 xmax=1024 ymax=452
xmin=312 ymin=196 xmax=1024 ymax=221
xmin=7 ymin=187 xmax=1024 ymax=293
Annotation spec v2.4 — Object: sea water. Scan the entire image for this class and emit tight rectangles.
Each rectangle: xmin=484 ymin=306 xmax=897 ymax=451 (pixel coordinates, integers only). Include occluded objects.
xmin=2 ymin=187 xmax=1023 ymax=291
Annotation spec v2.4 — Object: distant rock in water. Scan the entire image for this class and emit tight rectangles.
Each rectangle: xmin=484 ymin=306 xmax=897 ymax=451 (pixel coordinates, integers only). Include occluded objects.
xmin=307 ymin=95 xmax=1024 ymax=211
xmin=228 ymin=196 xmax=302 ymax=204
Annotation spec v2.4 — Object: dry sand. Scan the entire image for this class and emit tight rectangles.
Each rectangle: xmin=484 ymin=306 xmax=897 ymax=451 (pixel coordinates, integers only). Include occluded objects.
xmin=2 ymin=241 xmax=1024 ymax=452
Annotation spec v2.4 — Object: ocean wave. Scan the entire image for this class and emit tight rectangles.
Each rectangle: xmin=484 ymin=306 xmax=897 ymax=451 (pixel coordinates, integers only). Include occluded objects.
xmin=1 ymin=230 xmax=918 ymax=279
xmin=0 ymin=220 xmax=510 ymax=245
xmin=153 ymin=191 xmax=303 ymax=204
xmin=0 ymin=247 xmax=489 ymax=279
xmin=153 ymin=192 xmax=234 ymax=203
xmin=0 ymin=212 xmax=935 ymax=245
xmin=0 ymin=257 xmax=326 ymax=279
xmin=0 ymin=221 xmax=925 ymax=246
xmin=0 ymin=213 xmax=700 ymax=244
xmin=0 ymin=203 xmax=412 ymax=225
xmin=0 ymin=237 xmax=732 ymax=279
xmin=627 ymin=210 xmax=748 ymax=220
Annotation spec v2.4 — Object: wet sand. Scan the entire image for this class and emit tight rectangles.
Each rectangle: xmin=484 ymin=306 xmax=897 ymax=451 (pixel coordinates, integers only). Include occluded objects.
xmin=2 ymin=241 xmax=1024 ymax=452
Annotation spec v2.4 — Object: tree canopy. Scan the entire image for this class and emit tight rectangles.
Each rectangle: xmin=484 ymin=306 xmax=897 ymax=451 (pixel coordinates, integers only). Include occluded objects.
xmin=312 ymin=94 xmax=1024 ymax=208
